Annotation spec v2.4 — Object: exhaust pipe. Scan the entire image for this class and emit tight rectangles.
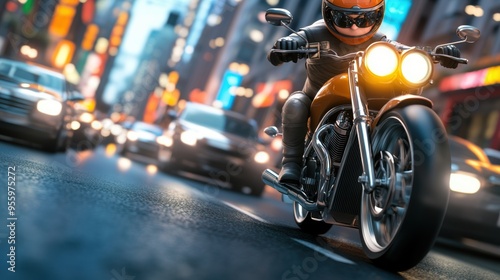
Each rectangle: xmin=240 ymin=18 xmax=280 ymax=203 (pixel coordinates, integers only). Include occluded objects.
xmin=262 ymin=169 xmax=320 ymax=211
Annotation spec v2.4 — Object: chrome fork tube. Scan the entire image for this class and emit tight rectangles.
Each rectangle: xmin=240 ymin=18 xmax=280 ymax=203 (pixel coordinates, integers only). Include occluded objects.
xmin=348 ymin=57 xmax=376 ymax=192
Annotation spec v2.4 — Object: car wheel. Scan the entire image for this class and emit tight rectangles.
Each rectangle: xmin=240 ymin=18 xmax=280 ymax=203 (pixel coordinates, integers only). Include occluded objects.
xmin=158 ymin=149 xmax=177 ymax=173
xmin=44 ymin=127 xmax=67 ymax=153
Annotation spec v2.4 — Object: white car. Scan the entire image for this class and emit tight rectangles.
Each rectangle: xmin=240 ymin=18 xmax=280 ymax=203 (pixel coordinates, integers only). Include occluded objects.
xmin=0 ymin=58 xmax=82 ymax=152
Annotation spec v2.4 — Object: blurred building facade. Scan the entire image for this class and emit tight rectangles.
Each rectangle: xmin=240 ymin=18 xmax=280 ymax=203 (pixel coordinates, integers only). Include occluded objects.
xmin=1 ymin=0 xmax=498 ymax=150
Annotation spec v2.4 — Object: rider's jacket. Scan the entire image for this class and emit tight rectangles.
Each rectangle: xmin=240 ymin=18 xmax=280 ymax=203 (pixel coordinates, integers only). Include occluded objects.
xmin=293 ymin=20 xmax=391 ymax=99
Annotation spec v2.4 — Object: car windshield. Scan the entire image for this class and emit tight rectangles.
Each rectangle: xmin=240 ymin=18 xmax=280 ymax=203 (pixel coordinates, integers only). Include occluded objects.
xmin=0 ymin=62 xmax=65 ymax=93
xmin=133 ymin=122 xmax=163 ymax=136
xmin=182 ymin=107 xmax=257 ymax=139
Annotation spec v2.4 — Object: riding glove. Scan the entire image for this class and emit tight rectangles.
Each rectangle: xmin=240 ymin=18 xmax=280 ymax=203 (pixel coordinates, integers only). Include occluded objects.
xmin=436 ymin=45 xmax=461 ymax=69
xmin=268 ymin=35 xmax=307 ymax=66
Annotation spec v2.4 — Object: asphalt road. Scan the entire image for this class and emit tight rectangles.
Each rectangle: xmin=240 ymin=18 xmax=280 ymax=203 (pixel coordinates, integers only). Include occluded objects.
xmin=0 ymin=140 xmax=498 ymax=280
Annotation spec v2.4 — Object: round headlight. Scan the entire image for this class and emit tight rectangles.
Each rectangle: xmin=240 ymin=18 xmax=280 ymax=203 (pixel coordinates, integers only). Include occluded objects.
xmin=37 ymin=99 xmax=62 ymax=116
xmin=79 ymin=112 xmax=94 ymax=123
xmin=156 ymin=135 xmax=173 ymax=147
xmin=363 ymin=42 xmax=399 ymax=82
xmin=400 ymin=49 xmax=433 ymax=87
xmin=127 ymin=130 xmax=138 ymax=142
xmin=180 ymin=130 xmax=199 ymax=146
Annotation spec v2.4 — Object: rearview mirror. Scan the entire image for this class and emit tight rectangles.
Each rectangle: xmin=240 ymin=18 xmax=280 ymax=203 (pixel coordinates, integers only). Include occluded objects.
xmin=265 ymin=8 xmax=293 ymax=26
xmin=456 ymin=25 xmax=480 ymax=43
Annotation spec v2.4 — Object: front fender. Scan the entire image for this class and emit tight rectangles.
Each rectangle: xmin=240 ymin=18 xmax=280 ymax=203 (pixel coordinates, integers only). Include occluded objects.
xmin=371 ymin=95 xmax=433 ymax=130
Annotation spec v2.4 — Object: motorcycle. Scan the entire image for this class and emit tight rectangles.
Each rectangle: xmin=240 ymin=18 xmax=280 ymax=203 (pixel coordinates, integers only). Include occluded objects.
xmin=262 ymin=8 xmax=480 ymax=271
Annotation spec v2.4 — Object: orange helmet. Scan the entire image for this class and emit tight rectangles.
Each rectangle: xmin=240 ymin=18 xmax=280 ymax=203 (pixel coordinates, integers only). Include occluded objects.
xmin=322 ymin=0 xmax=385 ymax=45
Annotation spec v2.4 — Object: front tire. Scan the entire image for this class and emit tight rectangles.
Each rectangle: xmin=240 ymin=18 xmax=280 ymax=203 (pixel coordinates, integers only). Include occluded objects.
xmin=294 ymin=202 xmax=333 ymax=235
xmin=359 ymin=105 xmax=450 ymax=271
xmin=44 ymin=127 xmax=68 ymax=153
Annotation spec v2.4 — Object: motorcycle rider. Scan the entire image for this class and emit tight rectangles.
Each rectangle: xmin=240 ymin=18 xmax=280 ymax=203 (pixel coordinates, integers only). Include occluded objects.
xmin=268 ymin=0 xmax=461 ymax=184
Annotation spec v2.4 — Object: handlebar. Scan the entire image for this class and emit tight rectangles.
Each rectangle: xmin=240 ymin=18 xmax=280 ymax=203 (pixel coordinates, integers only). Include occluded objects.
xmin=270 ymin=47 xmax=469 ymax=65
xmin=269 ymin=48 xmax=319 ymax=55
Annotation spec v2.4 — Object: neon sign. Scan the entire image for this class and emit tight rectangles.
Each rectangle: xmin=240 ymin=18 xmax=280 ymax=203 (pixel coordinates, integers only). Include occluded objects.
xmin=439 ymin=65 xmax=500 ymax=92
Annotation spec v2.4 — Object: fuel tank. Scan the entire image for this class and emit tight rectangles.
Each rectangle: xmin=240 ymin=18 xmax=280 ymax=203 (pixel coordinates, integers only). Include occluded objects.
xmin=309 ymin=74 xmax=400 ymax=132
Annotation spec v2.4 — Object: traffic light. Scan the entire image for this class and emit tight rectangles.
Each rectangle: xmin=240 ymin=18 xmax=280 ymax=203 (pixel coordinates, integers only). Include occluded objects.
xmin=21 ymin=0 xmax=35 ymax=15
xmin=81 ymin=24 xmax=99 ymax=51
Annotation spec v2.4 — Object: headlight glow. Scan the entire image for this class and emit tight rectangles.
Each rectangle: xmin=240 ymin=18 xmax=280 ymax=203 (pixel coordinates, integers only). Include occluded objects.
xmin=156 ymin=135 xmax=173 ymax=147
xmin=450 ymin=172 xmax=481 ymax=194
xmin=400 ymin=50 xmax=433 ymax=87
xmin=79 ymin=112 xmax=94 ymax=123
xmin=91 ymin=120 xmax=103 ymax=130
xmin=363 ymin=43 xmax=399 ymax=80
xmin=70 ymin=121 xmax=81 ymax=130
xmin=180 ymin=130 xmax=199 ymax=146
xmin=37 ymin=99 xmax=62 ymax=116
xmin=254 ymin=151 xmax=270 ymax=164
xmin=127 ymin=130 xmax=138 ymax=142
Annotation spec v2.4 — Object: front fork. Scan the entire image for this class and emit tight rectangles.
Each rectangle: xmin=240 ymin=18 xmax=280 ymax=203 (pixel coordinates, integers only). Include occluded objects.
xmin=348 ymin=56 xmax=378 ymax=193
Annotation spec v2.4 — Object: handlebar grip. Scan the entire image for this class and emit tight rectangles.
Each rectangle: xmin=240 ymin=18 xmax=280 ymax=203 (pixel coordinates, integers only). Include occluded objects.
xmin=433 ymin=53 xmax=468 ymax=64
xmin=270 ymin=48 xmax=319 ymax=54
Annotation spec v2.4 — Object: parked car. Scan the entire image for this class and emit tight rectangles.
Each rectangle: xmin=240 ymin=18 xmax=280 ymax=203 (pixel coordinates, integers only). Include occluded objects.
xmin=119 ymin=121 xmax=167 ymax=165
xmin=439 ymin=135 xmax=500 ymax=255
xmin=0 ymin=58 xmax=82 ymax=152
xmin=160 ymin=102 xmax=271 ymax=196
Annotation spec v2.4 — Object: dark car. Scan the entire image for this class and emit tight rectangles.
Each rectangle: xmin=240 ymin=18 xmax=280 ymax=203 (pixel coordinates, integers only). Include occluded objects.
xmin=66 ymin=84 xmax=102 ymax=151
xmin=439 ymin=136 xmax=500 ymax=255
xmin=160 ymin=102 xmax=271 ymax=196
xmin=0 ymin=58 xmax=81 ymax=152
xmin=119 ymin=121 xmax=167 ymax=166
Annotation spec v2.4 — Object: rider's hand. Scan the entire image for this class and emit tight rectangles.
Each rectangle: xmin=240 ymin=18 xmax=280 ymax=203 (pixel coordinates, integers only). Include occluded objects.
xmin=267 ymin=35 xmax=306 ymax=66
xmin=436 ymin=45 xmax=461 ymax=69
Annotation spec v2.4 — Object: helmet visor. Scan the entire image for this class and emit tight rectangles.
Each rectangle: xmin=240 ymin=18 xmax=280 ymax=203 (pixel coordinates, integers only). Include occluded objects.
xmin=332 ymin=10 xmax=382 ymax=28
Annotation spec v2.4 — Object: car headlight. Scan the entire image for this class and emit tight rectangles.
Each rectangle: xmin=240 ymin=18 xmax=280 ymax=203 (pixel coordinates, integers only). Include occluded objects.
xmin=91 ymin=120 xmax=103 ymax=130
xmin=180 ymin=130 xmax=199 ymax=146
xmin=450 ymin=172 xmax=481 ymax=194
xmin=37 ymin=99 xmax=62 ymax=116
xmin=156 ymin=135 xmax=173 ymax=147
xmin=127 ymin=130 xmax=138 ymax=142
xmin=254 ymin=151 xmax=270 ymax=164
xmin=79 ymin=112 xmax=94 ymax=123
xmin=70 ymin=121 xmax=81 ymax=130
xmin=362 ymin=42 xmax=399 ymax=83
xmin=400 ymin=49 xmax=433 ymax=88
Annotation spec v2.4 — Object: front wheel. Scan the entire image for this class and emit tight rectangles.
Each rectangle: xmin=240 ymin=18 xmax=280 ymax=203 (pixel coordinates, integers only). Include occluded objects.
xmin=294 ymin=202 xmax=332 ymax=235
xmin=359 ymin=105 xmax=450 ymax=271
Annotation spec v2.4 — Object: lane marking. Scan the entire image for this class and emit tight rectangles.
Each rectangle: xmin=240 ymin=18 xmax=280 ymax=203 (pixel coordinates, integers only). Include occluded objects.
xmin=222 ymin=201 xmax=356 ymax=265
xmin=222 ymin=201 xmax=270 ymax=224
xmin=292 ymin=238 xmax=356 ymax=265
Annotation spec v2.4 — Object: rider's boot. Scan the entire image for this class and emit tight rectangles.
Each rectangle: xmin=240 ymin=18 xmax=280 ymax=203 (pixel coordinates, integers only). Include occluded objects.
xmin=278 ymin=92 xmax=311 ymax=184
